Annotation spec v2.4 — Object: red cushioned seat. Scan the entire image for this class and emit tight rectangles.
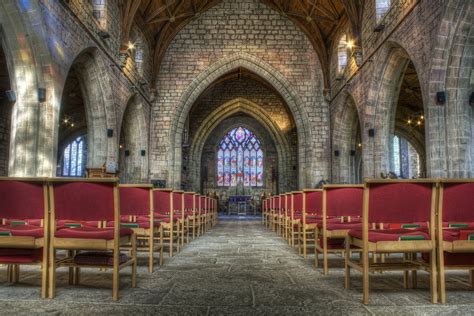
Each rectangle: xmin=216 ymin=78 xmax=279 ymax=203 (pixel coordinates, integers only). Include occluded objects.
xmin=0 ymin=225 xmax=44 ymax=237
xmin=105 ymin=220 xmax=161 ymax=229
xmin=185 ymin=211 xmax=195 ymax=216
xmin=348 ymin=228 xmax=430 ymax=242
xmin=319 ymin=238 xmax=346 ymax=249
xmin=321 ymin=222 xmax=363 ymax=230
xmin=0 ymin=248 xmax=43 ymax=263
xmin=387 ymin=222 xmax=429 ymax=229
xmin=57 ymin=220 xmax=100 ymax=228
xmin=55 ymin=227 xmax=133 ymax=239
xmin=442 ymin=229 xmax=474 ymax=241
xmin=5 ymin=219 xmax=43 ymax=226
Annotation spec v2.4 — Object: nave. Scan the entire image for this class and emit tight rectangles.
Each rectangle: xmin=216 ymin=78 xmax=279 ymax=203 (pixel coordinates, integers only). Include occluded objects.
xmin=1 ymin=218 xmax=474 ymax=315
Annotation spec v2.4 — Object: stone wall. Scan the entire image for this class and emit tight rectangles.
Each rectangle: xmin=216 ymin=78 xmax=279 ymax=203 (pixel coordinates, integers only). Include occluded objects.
xmin=153 ymin=0 xmax=329 ymax=189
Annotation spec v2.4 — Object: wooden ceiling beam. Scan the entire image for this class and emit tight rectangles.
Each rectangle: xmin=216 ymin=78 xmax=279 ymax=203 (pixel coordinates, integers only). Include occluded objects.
xmin=144 ymin=0 xmax=175 ymax=23
xmin=121 ymin=0 xmax=142 ymax=49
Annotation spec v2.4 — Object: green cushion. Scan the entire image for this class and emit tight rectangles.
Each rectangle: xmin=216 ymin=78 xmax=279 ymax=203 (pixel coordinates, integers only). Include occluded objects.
xmin=0 ymin=231 xmax=12 ymax=236
xmin=449 ymin=223 xmax=469 ymax=228
xmin=64 ymin=223 xmax=82 ymax=228
xmin=468 ymin=234 xmax=474 ymax=241
xmin=10 ymin=221 xmax=27 ymax=226
xmin=401 ymin=224 xmax=420 ymax=229
xmin=399 ymin=235 xmax=425 ymax=241
xmin=121 ymin=223 xmax=140 ymax=228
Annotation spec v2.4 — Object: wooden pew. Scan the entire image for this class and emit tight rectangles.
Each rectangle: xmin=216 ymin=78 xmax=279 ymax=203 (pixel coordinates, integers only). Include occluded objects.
xmin=184 ymin=192 xmax=198 ymax=239
xmin=437 ymin=179 xmax=474 ymax=303
xmin=315 ymin=185 xmax=363 ymax=274
xmin=344 ymin=179 xmax=437 ymax=304
xmin=48 ymin=178 xmax=137 ymax=301
xmin=0 ymin=177 xmax=49 ymax=298
xmin=118 ymin=184 xmax=163 ymax=272
xmin=289 ymin=191 xmax=303 ymax=248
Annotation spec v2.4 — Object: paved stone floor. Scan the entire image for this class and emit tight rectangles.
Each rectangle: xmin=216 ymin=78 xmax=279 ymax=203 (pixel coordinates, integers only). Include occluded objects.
xmin=1 ymin=217 xmax=474 ymax=315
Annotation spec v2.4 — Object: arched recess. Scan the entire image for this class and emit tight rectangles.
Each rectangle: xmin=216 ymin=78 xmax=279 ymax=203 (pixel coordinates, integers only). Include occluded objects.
xmin=332 ymin=94 xmax=362 ymax=183
xmin=428 ymin=0 xmax=473 ymax=177
xmin=118 ymin=95 xmax=149 ymax=183
xmin=188 ymin=98 xmax=292 ymax=193
xmin=167 ymin=52 xmax=311 ymax=189
xmin=57 ymin=48 xmax=109 ymax=173
xmin=372 ymin=44 xmax=427 ymax=178
xmin=0 ymin=35 xmax=13 ymax=176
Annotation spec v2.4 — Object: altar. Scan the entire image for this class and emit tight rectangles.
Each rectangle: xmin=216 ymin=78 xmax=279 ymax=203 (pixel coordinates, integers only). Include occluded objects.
xmin=227 ymin=195 xmax=253 ymax=215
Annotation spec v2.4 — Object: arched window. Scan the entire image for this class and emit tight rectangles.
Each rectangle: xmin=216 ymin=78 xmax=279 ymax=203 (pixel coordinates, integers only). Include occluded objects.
xmin=337 ymin=34 xmax=349 ymax=74
xmin=217 ymin=127 xmax=264 ymax=187
xmin=92 ymin=0 xmax=107 ymax=29
xmin=134 ymin=45 xmax=144 ymax=77
xmin=60 ymin=135 xmax=87 ymax=177
xmin=392 ymin=135 xmax=420 ymax=178
xmin=375 ymin=0 xmax=391 ymax=23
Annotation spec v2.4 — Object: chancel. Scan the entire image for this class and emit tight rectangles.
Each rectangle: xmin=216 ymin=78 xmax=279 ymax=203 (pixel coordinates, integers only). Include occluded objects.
xmin=0 ymin=0 xmax=473 ymax=314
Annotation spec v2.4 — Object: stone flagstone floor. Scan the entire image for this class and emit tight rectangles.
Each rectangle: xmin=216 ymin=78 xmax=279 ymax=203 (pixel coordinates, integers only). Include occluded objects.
xmin=1 ymin=217 xmax=474 ymax=315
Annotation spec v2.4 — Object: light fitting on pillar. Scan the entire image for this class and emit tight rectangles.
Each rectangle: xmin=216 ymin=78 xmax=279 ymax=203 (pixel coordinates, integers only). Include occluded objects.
xmin=358 ymin=143 xmax=362 ymax=148
xmin=38 ymin=88 xmax=46 ymax=102
xmin=436 ymin=91 xmax=446 ymax=105
xmin=127 ymin=42 xmax=135 ymax=50
xmin=5 ymin=90 xmax=16 ymax=103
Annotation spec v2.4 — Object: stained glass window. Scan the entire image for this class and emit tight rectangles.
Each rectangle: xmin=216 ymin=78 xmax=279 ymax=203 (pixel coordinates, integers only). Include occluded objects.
xmin=337 ymin=34 xmax=348 ymax=74
xmin=135 ymin=46 xmax=144 ymax=77
xmin=217 ymin=127 xmax=263 ymax=187
xmin=375 ymin=0 xmax=391 ymax=23
xmin=61 ymin=135 xmax=87 ymax=177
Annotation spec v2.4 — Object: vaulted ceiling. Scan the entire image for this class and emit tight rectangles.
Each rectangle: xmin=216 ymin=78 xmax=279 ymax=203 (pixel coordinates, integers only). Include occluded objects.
xmin=120 ymin=0 xmax=365 ymax=87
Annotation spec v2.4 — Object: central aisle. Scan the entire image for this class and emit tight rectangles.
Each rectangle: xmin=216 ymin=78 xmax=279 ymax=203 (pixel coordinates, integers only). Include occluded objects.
xmin=2 ymin=218 xmax=474 ymax=314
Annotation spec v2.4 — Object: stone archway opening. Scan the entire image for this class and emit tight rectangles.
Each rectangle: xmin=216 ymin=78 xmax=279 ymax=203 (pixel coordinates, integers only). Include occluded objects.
xmin=0 ymin=42 xmax=12 ymax=176
xmin=56 ymin=49 xmax=109 ymax=176
xmin=374 ymin=47 xmax=427 ymax=178
xmin=181 ymin=67 xmax=298 ymax=195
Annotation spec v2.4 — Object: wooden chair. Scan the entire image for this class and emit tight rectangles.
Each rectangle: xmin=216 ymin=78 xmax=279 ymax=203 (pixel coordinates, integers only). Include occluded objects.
xmin=48 ymin=178 xmax=137 ymax=301
xmin=153 ymin=189 xmax=180 ymax=256
xmin=197 ymin=196 xmax=205 ymax=234
xmin=0 ymin=177 xmax=49 ymax=298
xmin=117 ymin=184 xmax=163 ymax=272
xmin=173 ymin=191 xmax=187 ymax=248
xmin=289 ymin=192 xmax=303 ymax=248
xmin=271 ymin=195 xmax=281 ymax=233
xmin=184 ymin=192 xmax=199 ymax=239
xmin=315 ymin=185 xmax=363 ymax=274
xmin=298 ymin=189 xmax=322 ymax=260
xmin=437 ymin=179 xmax=474 ymax=303
xmin=345 ymin=179 xmax=438 ymax=304
xmin=282 ymin=193 xmax=290 ymax=239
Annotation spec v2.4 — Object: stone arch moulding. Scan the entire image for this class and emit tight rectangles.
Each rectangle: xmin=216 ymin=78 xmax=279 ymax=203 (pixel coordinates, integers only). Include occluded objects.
xmin=331 ymin=92 xmax=362 ymax=183
xmin=169 ymin=52 xmax=311 ymax=189
xmin=118 ymin=94 xmax=149 ymax=183
xmin=369 ymin=42 xmax=427 ymax=178
xmin=188 ymin=97 xmax=292 ymax=192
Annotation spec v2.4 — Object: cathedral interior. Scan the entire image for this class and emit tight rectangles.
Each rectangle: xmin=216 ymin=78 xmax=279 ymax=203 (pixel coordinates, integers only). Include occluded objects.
xmin=0 ymin=0 xmax=473 ymax=314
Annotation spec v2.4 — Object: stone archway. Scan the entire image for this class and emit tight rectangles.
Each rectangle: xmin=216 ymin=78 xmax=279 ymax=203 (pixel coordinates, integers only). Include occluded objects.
xmin=371 ymin=45 xmax=427 ymax=178
xmin=188 ymin=97 xmax=292 ymax=193
xmin=119 ymin=95 xmax=149 ymax=183
xmin=168 ymin=52 xmax=311 ymax=189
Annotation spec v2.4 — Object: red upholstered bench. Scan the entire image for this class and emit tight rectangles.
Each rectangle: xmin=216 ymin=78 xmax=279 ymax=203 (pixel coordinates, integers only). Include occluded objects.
xmin=344 ymin=180 xmax=438 ymax=305
xmin=0 ymin=177 xmax=49 ymax=298
xmin=48 ymin=178 xmax=137 ymax=301
xmin=437 ymin=180 xmax=474 ymax=304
